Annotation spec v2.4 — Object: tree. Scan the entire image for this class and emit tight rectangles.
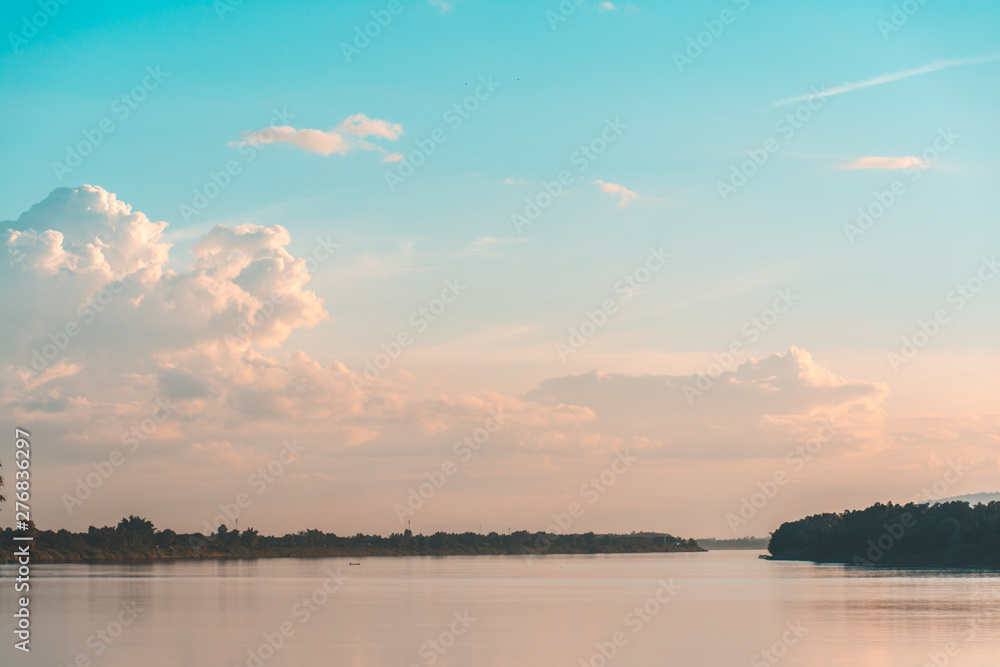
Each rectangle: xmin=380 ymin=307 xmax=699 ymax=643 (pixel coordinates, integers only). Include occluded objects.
xmin=116 ymin=515 xmax=155 ymax=547
xmin=239 ymin=527 xmax=259 ymax=548
xmin=768 ymin=500 xmax=1000 ymax=567
xmin=155 ymin=529 xmax=177 ymax=548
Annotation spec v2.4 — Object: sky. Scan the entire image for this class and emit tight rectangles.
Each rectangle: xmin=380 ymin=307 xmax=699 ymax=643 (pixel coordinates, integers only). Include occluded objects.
xmin=1 ymin=0 xmax=998 ymax=539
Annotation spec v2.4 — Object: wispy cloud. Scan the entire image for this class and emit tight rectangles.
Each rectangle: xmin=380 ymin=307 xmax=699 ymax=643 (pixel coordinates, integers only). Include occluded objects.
xmin=837 ymin=156 xmax=933 ymax=170
xmin=592 ymin=180 xmax=643 ymax=207
xmin=462 ymin=236 xmax=529 ymax=257
xmin=597 ymin=2 xmax=618 ymax=11
xmin=503 ymin=177 xmax=526 ymax=186
xmin=229 ymin=113 xmax=403 ymax=157
xmin=773 ymin=54 xmax=1000 ymax=107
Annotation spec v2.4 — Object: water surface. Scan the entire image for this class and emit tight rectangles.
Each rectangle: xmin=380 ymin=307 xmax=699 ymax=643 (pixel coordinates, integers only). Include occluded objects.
xmin=2 ymin=550 xmax=999 ymax=665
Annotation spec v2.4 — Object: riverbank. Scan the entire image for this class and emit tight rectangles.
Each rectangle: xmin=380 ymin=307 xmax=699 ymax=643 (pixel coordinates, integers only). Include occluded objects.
xmin=1 ymin=520 xmax=704 ymax=564
xmin=7 ymin=543 xmax=707 ymax=564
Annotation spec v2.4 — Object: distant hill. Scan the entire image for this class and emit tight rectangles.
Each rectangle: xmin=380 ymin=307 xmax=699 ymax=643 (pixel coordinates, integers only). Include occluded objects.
xmin=932 ymin=492 xmax=1000 ymax=506
xmin=697 ymin=537 xmax=769 ymax=550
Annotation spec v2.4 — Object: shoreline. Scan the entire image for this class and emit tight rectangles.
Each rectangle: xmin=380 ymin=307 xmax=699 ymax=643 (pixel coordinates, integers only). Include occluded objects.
xmin=764 ymin=554 xmax=1000 ymax=572
xmin=0 ymin=544 xmax=707 ymax=565
xmin=1 ymin=521 xmax=707 ymax=565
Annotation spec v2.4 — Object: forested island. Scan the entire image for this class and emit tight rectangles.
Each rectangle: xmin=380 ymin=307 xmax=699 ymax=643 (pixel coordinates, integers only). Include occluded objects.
xmin=767 ymin=501 xmax=1000 ymax=568
xmin=0 ymin=517 xmax=703 ymax=563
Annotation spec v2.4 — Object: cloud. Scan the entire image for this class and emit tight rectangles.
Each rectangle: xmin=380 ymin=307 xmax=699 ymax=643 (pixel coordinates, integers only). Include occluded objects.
xmin=525 ymin=347 xmax=888 ymax=459
xmin=774 ymin=53 xmax=1000 ymax=107
xmin=592 ymin=180 xmax=640 ymax=207
xmin=7 ymin=190 xmax=876 ymax=471
xmin=3 ymin=186 xmax=327 ymax=385
xmin=6 ymin=184 xmax=170 ymax=279
xmin=229 ymin=113 xmax=403 ymax=157
xmin=503 ymin=177 xmax=526 ymax=186
xmin=837 ymin=156 xmax=933 ymax=170
xmin=461 ymin=236 xmax=529 ymax=257
xmin=597 ymin=1 xmax=617 ymax=11
xmin=7 ymin=187 xmax=997 ymax=537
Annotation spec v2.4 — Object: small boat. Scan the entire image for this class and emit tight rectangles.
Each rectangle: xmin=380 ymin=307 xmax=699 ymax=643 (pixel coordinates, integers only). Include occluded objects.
xmin=349 ymin=562 xmax=361 ymax=565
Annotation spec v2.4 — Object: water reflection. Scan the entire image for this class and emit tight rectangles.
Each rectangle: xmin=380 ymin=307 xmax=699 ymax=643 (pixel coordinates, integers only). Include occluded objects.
xmin=1 ymin=551 xmax=998 ymax=666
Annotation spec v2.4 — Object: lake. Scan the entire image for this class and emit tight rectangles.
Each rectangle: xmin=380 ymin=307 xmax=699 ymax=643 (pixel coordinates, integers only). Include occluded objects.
xmin=2 ymin=550 xmax=999 ymax=666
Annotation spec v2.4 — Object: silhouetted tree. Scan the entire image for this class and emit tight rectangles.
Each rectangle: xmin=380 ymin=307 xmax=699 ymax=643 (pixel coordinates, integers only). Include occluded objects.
xmin=116 ymin=515 xmax=155 ymax=547
xmin=768 ymin=500 xmax=1000 ymax=568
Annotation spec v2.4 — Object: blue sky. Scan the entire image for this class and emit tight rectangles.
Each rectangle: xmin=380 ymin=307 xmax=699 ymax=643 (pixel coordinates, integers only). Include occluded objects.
xmin=2 ymin=0 xmax=999 ymax=535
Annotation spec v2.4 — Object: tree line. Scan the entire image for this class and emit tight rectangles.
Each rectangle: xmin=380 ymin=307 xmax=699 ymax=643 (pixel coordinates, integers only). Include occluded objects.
xmin=0 ymin=516 xmax=703 ymax=563
xmin=768 ymin=500 xmax=1000 ymax=567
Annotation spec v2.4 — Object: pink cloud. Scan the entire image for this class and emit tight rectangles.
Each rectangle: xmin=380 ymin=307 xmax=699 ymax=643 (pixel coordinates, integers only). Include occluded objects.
xmin=337 ymin=113 xmax=403 ymax=141
xmin=229 ymin=113 xmax=403 ymax=157
xmin=8 ymin=186 xmax=998 ymax=538
xmin=592 ymin=180 xmax=640 ymax=207
xmin=837 ymin=156 xmax=932 ymax=170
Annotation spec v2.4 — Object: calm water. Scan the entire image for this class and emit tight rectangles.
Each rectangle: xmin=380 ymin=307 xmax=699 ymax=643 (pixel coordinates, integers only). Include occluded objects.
xmin=2 ymin=550 xmax=999 ymax=666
